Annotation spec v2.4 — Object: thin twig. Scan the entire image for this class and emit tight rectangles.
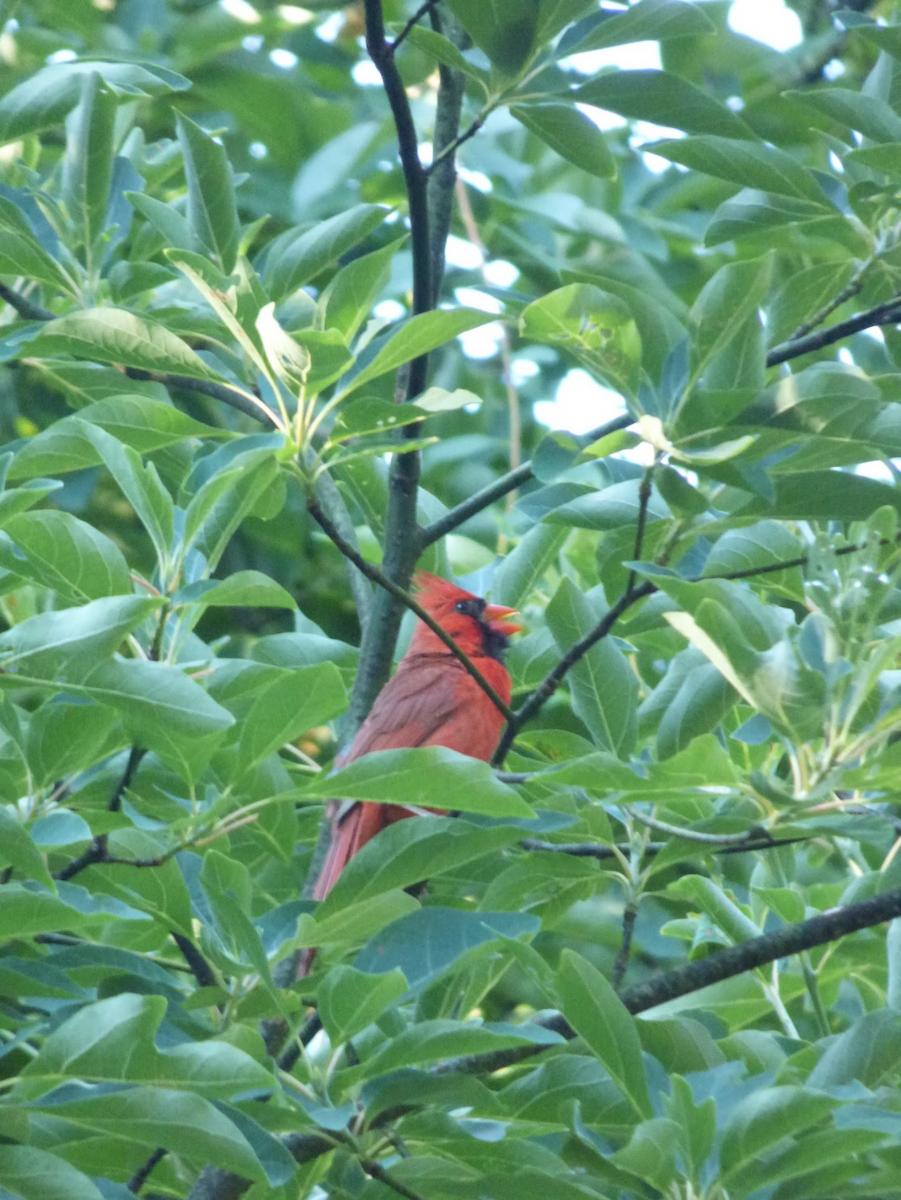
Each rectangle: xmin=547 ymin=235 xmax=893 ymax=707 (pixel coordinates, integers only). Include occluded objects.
xmin=628 ymin=808 xmax=772 ymax=846
xmin=390 ymin=0 xmax=440 ymax=51
xmin=426 ymin=112 xmax=486 ymax=174
xmin=420 ymin=413 xmax=634 ymax=545
xmin=492 ymin=580 xmax=655 ymax=764
xmin=626 ymin=458 xmax=656 ymax=595
xmin=0 ymin=281 xmax=54 ymax=321
xmin=611 ymin=901 xmax=637 ymax=991
xmin=359 ymin=1157 xmax=426 ymax=1200
xmin=171 ymin=931 xmax=217 ymax=990
xmin=767 ymin=294 xmax=901 ymax=365
xmin=54 ymin=746 xmax=146 ymax=881
xmin=127 ymin=1148 xmax=167 ymax=1194
xmin=308 ymin=495 xmax=514 ymax=720
xmin=439 ymin=882 xmax=901 ymax=1077
xmin=520 ymin=835 xmax=810 ymax=858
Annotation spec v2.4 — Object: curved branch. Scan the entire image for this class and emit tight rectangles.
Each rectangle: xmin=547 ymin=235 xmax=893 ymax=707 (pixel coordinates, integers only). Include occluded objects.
xmin=492 ymin=580 xmax=655 ymax=764
xmin=308 ymin=495 xmax=514 ymax=721
xmin=442 ymin=882 xmax=901 ymax=1077
xmin=0 ymin=281 xmax=54 ymax=322
xmin=767 ymin=294 xmax=901 ymax=365
xmin=420 ymin=413 xmax=634 ymax=546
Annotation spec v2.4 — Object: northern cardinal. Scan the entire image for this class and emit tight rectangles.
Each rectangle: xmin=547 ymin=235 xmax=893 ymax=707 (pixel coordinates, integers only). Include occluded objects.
xmin=309 ymin=570 xmax=521 ymax=902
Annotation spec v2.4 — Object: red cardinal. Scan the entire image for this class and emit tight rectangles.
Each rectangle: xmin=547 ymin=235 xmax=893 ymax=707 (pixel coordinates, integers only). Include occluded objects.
xmin=310 ymin=570 xmax=521 ymax=901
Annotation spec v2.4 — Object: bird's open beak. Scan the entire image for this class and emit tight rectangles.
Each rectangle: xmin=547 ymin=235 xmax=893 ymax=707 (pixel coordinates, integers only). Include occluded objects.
xmin=484 ymin=603 xmax=523 ymax=636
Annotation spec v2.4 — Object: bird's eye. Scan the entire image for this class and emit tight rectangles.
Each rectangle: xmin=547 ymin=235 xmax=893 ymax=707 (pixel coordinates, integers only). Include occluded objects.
xmin=454 ymin=597 xmax=485 ymax=618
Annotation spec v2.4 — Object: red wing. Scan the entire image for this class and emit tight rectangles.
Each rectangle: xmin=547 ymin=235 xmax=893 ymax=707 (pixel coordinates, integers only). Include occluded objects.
xmin=342 ymin=657 xmax=470 ymax=761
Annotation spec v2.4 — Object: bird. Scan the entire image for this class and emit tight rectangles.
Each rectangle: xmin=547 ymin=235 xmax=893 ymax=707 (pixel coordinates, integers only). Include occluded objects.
xmin=309 ymin=570 xmax=521 ymax=903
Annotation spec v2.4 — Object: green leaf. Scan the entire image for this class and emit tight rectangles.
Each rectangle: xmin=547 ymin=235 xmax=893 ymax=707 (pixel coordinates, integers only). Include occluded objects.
xmin=264 ymin=204 xmax=388 ymax=301
xmin=576 ymin=72 xmax=751 ymax=138
xmin=545 ymin=577 xmax=637 ymax=757
xmin=0 ymin=885 xmax=98 ymax=939
xmin=808 ymin=1010 xmax=901 ymax=1089
xmin=650 ymin=136 xmax=831 ymax=203
xmin=318 ymin=965 xmax=407 ymax=1045
xmin=719 ymin=1087 xmax=837 ymax=1182
xmin=20 ymin=992 xmax=274 ymax=1098
xmin=317 ymin=237 xmax=405 ymax=341
xmin=0 ymin=227 xmax=73 ymax=292
xmin=235 ymin=663 xmax=347 ymax=774
xmin=2 ymin=509 xmax=133 ymax=602
xmin=318 ymin=817 xmax=525 ymax=917
xmin=511 ymin=103 xmax=615 ymax=179
xmin=358 ymin=1018 xmax=563 ymax=1078
xmin=75 ymin=658 xmax=235 ymax=779
xmin=0 ymin=595 xmax=159 ymax=676
xmin=0 ymin=60 xmax=190 ymax=143
xmin=403 ymin=25 xmax=492 ymax=83
xmin=256 ymin=302 xmax=312 ymax=390
xmin=492 ymin=524 xmax=569 ymax=608
xmin=702 ymin=520 xmax=805 ymax=600
xmin=688 ymin=255 xmax=772 ymax=398
xmin=354 ymin=907 xmax=540 ymax=992
xmin=785 ymin=86 xmax=901 ymax=144
xmin=0 ymin=479 xmax=64 ymax=526
xmin=520 ymin=284 xmax=641 ymax=398
xmin=32 ymin=309 xmax=220 ymax=382
xmin=0 ymin=806 xmax=54 ymax=888
xmin=304 ymin=747 xmax=534 ymax=818
xmin=177 ymin=570 xmax=297 ymax=610
xmin=444 ymin=0 xmax=541 ymax=75
xmin=732 ymin=470 xmax=901 ymax=521
xmin=77 ymin=422 xmax=174 ymax=571
xmin=563 ymin=0 xmax=714 ymax=55
xmin=611 ymin=1117 xmax=681 ymax=1192
xmin=344 ymin=308 xmax=496 ymax=396
xmin=667 ymin=875 xmax=760 ymax=943
xmin=180 ymin=445 xmax=282 ymax=572
xmin=0 ymin=1145 xmax=106 ymax=1200
xmin=556 ymin=949 xmax=652 ymax=1118
xmin=176 ymin=112 xmax=240 ymax=272
xmin=706 ymin=189 xmax=836 ymax=248
xmin=545 ymin=478 xmax=670 ymax=531
xmin=9 ymin=395 xmax=228 ymax=481
xmin=62 ymin=72 xmax=117 ymax=262
xmin=27 ymin=1085 xmax=271 ymax=1182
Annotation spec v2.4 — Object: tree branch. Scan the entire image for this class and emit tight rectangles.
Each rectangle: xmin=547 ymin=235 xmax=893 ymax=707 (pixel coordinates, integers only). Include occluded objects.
xmin=0 ymin=281 xmax=54 ymax=321
xmin=347 ymin=0 xmax=438 ymax=734
xmin=520 ymin=835 xmax=810 ymax=858
xmin=390 ymin=0 xmax=440 ymax=52
xmin=426 ymin=112 xmax=486 ymax=174
xmin=308 ymin=495 xmax=514 ymax=721
xmin=127 ymin=1147 xmax=167 ymax=1194
xmin=493 ymin=527 xmax=901 ymax=762
xmin=611 ymin=900 xmax=637 ymax=991
xmin=492 ymin=580 xmax=655 ymax=764
xmin=441 ymin=882 xmax=901 ymax=1077
xmin=171 ymin=932 xmax=217 ymax=990
xmin=426 ymin=7 xmax=467 ymax=305
xmin=766 ymin=294 xmax=901 ymax=366
xmin=420 ymin=413 xmax=634 ymax=546
xmin=54 ymin=745 xmax=146 ymax=881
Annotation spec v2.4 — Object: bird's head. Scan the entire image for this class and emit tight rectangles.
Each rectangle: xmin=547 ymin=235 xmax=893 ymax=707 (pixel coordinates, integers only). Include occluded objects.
xmin=410 ymin=570 xmax=522 ymax=661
